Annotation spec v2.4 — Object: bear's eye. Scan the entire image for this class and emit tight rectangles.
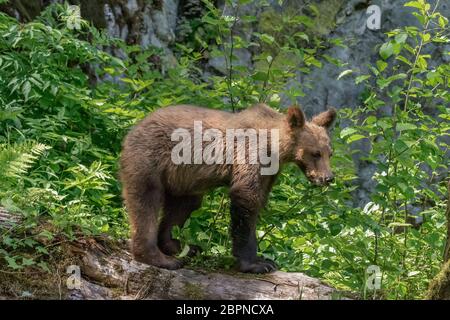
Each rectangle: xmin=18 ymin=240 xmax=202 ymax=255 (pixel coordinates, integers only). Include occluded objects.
xmin=312 ymin=151 xmax=321 ymax=159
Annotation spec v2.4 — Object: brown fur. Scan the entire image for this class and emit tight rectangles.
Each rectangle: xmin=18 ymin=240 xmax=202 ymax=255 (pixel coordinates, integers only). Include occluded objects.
xmin=119 ymin=103 xmax=336 ymax=273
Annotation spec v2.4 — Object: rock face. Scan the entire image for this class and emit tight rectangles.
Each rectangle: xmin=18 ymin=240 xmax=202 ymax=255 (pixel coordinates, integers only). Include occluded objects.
xmin=2 ymin=0 xmax=180 ymax=63
xmin=100 ymin=0 xmax=179 ymax=64
xmin=293 ymin=0 xmax=449 ymax=205
xmin=4 ymin=0 xmax=449 ymax=104
xmin=1 ymin=0 xmax=448 ymax=206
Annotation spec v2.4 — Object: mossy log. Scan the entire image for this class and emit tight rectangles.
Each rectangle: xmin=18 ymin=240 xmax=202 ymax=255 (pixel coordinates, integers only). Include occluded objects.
xmin=0 ymin=209 xmax=343 ymax=300
xmin=65 ymin=239 xmax=343 ymax=300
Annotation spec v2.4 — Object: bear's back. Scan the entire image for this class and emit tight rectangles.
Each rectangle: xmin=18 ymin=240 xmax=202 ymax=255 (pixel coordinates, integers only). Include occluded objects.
xmin=121 ymin=104 xmax=284 ymax=195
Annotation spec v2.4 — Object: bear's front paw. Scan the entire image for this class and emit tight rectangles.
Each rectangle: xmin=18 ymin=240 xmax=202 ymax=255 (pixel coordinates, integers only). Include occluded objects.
xmin=237 ymin=257 xmax=277 ymax=274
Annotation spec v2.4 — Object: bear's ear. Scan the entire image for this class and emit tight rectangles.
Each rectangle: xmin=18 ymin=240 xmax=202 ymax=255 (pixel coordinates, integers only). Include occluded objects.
xmin=287 ymin=105 xmax=305 ymax=129
xmin=312 ymin=107 xmax=337 ymax=129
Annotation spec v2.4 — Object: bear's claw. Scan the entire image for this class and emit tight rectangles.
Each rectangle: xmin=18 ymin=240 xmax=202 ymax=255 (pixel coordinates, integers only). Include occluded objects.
xmin=237 ymin=257 xmax=277 ymax=274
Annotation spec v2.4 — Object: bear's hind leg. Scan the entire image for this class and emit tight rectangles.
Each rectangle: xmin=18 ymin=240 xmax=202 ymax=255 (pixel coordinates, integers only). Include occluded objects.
xmin=158 ymin=193 xmax=203 ymax=256
xmin=124 ymin=178 xmax=183 ymax=270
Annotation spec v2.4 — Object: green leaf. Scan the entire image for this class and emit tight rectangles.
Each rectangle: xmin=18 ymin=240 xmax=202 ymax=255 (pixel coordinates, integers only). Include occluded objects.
xmin=323 ymin=54 xmax=342 ymax=66
xmin=395 ymin=33 xmax=408 ymax=44
xmin=396 ymin=55 xmax=412 ymax=66
xmin=396 ymin=123 xmax=417 ymax=131
xmin=355 ymin=75 xmax=371 ymax=84
xmin=178 ymin=245 xmax=191 ymax=258
xmin=376 ymin=60 xmax=388 ymax=72
xmin=340 ymin=127 xmax=357 ymax=139
xmin=22 ymin=81 xmax=31 ymax=101
xmin=439 ymin=16 xmax=448 ymax=28
xmin=293 ymin=237 xmax=307 ymax=247
xmin=379 ymin=42 xmax=394 ymax=60
xmin=252 ymin=71 xmax=268 ymax=81
xmin=388 ymin=222 xmax=413 ymax=228
xmin=22 ymin=257 xmax=35 ymax=266
xmin=321 ymin=259 xmax=334 ymax=269
xmin=259 ymin=33 xmax=275 ymax=45
xmin=404 ymin=1 xmax=424 ymax=10
xmin=37 ymin=261 xmax=51 ymax=273
xmin=36 ymin=246 xmax=49 ymax=255
xmin=5 ymin=256 xmax=21 ymax=270
xmin=337 ymin=69 xmax=353 ymax=80
xmin=377 ymin=120 xmax=391 ymax=130
xmin=347 ymin=134 xmax=366 ymax=143
xmin=426 ymin=70 xmax=441 ymax=86
xmin=417 ymin=55 xmax=428 ymax=70
xmin=329 ymin=223 xmax=342 ymax=236
xmin=290 ymin=15 xmax=313 ymax=27
xmin=294 ymin=32 xmax=309 ymax=42
xmin=377 ymin=73 xmax=407 ymax=89
xmin=394 ymin=139 xmax=409 ymax=154
xmin=421 ymin=33 xmax=431 ymax=42
xmin=412 ymin=12 xmax=426 ymax=25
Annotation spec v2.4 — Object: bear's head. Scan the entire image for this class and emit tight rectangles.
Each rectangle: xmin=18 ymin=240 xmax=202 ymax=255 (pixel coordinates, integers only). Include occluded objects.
xmin=286 ymin=106 xmax=336 ymax=186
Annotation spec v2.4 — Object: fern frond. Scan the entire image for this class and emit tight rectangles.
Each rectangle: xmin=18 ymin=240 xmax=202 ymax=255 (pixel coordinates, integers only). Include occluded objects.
xmin=0 ymin=142 xmax=50 ymax=180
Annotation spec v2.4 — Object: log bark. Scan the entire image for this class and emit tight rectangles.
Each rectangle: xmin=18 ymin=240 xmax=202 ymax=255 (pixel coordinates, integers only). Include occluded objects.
xmin=65 ymin=239 xmax=345 ymax=300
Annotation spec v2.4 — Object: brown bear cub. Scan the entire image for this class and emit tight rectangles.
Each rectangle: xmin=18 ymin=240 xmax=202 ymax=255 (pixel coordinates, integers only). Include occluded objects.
xmin=120 ymin=103 xmax=336 ymax=273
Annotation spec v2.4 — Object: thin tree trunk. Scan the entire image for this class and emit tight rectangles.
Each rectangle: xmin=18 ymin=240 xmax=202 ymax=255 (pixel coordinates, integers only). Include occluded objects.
xmin=426 ymin=180 xmax=450 ymax=300
xmin=444 ymin=180 xmax=450 ymax=262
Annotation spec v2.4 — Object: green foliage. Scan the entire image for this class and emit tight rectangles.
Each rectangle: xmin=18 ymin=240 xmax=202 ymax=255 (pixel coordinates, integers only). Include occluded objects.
xmin=319 ymin=0 xmax=449 ymax=298
xmin=177 ymin=0 xmax=340 ymax=111
xmin=0 ymin=142 xmax=49 ymax=182
xmin=0 ymin=4 xmax=129 ymax=270
xmin=0 ymin=0 xmax=448 ymax=300
xmin=174 ymin=0 xmax=449 ymax=300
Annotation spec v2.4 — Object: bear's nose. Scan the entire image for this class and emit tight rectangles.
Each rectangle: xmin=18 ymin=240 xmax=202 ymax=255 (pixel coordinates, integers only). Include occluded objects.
xmin=325 ymin=175 xmax=334 ymax=183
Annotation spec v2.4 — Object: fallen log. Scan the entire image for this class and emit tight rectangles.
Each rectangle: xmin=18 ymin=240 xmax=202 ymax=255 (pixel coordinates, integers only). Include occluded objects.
xmin=0 ymin=208 xmax=346 ymax=300
xmin=66 ymin=239 xmax=346 ymax=300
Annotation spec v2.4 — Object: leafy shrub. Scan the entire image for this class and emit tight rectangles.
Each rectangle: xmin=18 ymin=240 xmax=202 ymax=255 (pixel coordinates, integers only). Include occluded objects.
xmin=0 ymin=4 xmax=129 ymax=270
xmin=173 ymin=0 xmax=449 ymax=299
